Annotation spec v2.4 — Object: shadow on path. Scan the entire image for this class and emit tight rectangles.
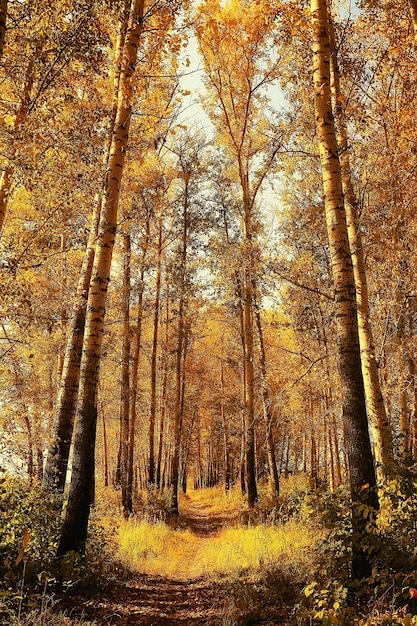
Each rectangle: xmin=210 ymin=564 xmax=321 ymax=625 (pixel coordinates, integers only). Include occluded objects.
xmin=77 ymin=574 xmax=229 ymax=625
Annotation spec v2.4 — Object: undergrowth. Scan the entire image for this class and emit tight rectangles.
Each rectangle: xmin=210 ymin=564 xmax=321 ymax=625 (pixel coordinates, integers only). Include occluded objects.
xmin=4 ymin=473 xmax=417 ymax=625
xmin=293 ymin=477 xmax=417 ymax=625
xmin=0 ymin=475 xmax=116 ymax=626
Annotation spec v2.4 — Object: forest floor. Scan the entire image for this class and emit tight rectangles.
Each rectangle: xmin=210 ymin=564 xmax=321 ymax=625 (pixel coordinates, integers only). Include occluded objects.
xmin=60 ymin=492 xmax=299 ymax=625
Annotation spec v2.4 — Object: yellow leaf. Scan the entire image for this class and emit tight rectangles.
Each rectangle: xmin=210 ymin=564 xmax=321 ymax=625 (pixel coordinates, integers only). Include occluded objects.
xmin=15 ymin=528 xmax=30 ymax=566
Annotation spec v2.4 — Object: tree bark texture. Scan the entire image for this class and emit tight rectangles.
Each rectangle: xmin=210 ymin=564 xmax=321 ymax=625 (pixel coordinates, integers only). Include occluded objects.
xmin=43 ymin=202 xmax=100 ymax=492
xmin=57 ymin=0 xmax=145 ymax=556
xmin=311 ymin=0 xmax=378 ymax=579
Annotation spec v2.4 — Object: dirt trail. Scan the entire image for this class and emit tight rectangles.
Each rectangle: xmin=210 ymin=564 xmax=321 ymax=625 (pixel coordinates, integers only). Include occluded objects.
xmin=69 ymin=497 xmax=239 ymax=625
xmin=78 ymin=574 xmax=229 ymax=625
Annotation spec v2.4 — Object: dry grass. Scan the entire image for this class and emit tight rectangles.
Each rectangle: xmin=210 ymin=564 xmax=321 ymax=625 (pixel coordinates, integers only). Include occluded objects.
xmin=115 ymin=485 xmax=322 ymax=581
xmin=12 ymin=613 xmax=96 ymax=626
xmin=182 ymin=483 xmax=247 ymax=515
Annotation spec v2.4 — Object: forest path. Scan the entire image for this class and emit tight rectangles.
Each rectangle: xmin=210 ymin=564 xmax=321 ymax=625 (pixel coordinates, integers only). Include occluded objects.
xmin=79 ymin=574 xmax=229 ymax=625
xmin=178 ymin=490 xmax=242 ymax=537
xmin=72 ymin=492 xmax=243 ymax=625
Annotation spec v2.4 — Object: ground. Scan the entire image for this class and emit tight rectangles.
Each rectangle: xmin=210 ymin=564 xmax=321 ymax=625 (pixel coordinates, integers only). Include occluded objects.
xmin=78 ymin=575 xmax=229 ymax=625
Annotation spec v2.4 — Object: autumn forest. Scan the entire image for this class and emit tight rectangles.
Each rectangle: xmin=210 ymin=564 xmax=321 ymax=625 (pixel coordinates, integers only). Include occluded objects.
xmin=1 ymin=0 xmax=417 ymax=624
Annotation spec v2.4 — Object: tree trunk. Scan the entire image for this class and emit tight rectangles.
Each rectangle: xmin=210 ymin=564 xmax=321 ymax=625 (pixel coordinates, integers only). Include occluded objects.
xmin=220 ymin=354 xmax=232 ymax=492
xmin=235 ymin=281 xmax=247 ymax=496
xmin=56 ymin=235 xmax=68 ymax=382
xmin=328 ymin=416 xmax=335 ymax=491
xmin=310 ymin=430 xmax=318 ymax=487
xmin=284 ymin=435 xmax=291 ymax=479
xmin=156 ymin=293 xmax=169 ymax=489
xmin=120 ymin=232 xmax=131 ymax=516
xmin=328 ymin=16 xmax=395 ymax=476
xmin=99 ymin=392 xmax=109 ymax=487
xmin=331 ymin=413 xmax=342 ymax=486
xmin=126 ymin=224 xmax=148 ymax=513
xmin=149 ymin=222 xmax=163 ymax=486
xmin=253 ymin=291 xmax=279 ymax=497
xmin=170 ymin=175 xmax=189 ymax=515
xmin=23 ymin=414 xmax=34 ymax=482
xmin=57 ymin=0 xmax=145 ymax=556
xmin=242 ymin=205 xmax=258 ymax=507
xmin=43 ymin=201 xmax=100 ymax=492
xmin=243 ymin=279 xmax=257 ymax=507
xmin=311 ymin=0 xmax=378 ymax=579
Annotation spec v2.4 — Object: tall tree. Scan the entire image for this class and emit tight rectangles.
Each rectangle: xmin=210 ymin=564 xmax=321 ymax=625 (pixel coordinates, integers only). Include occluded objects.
xmin=119 ymin=230 xmax=132 ymax=515
xmin=149 ymin=220 xmax=163 ymax=486
xmin=57 ymin=0 xmax=147 ymax=555
xmin=126 ymin=208 xmax=150 ymax=513
xmin=253 ymin=290 xmax=280 ymax=497
xmin=163 ymin=130 xmax=208 ymax=513
xmin=169 ymin=167 xmax=190 ymax=515
xmin=327 ymin=13 xmax=395 ymax=474
xmin=311 ymin=0 xmax=378 ymax=579
xmin=38 ymin=1 xmax=132 ymax=492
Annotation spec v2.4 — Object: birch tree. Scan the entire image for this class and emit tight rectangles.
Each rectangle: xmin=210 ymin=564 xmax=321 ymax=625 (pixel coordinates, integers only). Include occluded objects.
xmin=43 ymin=2 xmax=131 ymax=492
xmin=327 ymin=13 xmax=395 ymax=475
xmin=57 ymin=0 xmax=147 ymax=555
xmin=311 ymin=0 xmax=378 ymax=579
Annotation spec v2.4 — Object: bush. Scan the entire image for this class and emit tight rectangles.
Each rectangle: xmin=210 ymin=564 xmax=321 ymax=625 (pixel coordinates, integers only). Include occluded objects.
xmin=0 ymin=474 xmax=120 ymax=623
xmin=0 ymin=476 xmax=62 ymax=588
xmin=293 ymin=477 xmax=417 ymax=624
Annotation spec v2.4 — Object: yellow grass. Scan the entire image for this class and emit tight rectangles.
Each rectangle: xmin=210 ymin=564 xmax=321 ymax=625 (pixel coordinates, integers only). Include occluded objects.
xmin=115 ymin=485 xmax=322 ymax=580
xmin=182 ymin=483 xmax=246 ymax=515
